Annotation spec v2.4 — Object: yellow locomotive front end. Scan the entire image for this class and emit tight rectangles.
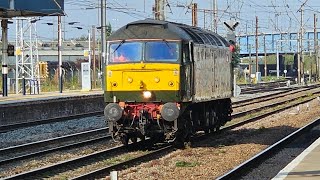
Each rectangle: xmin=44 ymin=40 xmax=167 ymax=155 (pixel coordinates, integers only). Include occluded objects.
xmin=104 ymin=39 xmax=182 ymax=145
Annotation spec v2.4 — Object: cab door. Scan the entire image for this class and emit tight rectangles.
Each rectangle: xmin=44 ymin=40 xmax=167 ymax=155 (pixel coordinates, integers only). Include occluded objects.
xmin=181 ymin=41 xmax=194 ymax=101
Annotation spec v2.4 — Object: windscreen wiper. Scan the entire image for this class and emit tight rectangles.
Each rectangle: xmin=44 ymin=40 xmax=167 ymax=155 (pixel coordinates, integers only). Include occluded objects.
xmin=112 ymin=40 xmax=125 ymax=54
xmin=163 ymin=39 xmax=172 ymax=50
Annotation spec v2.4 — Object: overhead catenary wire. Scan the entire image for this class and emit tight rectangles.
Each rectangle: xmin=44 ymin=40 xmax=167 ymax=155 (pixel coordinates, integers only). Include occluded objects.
xmin=13 ymin=0 xmax=318 ymax=41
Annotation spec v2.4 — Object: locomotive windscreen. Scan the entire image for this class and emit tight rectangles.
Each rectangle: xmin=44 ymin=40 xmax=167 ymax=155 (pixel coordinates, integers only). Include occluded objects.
xmin=109 ymin=41 xmax=143 ymax=63
xmin=109 ymin=40 xmax=180 ymax=63
xmin=145 ymin=41 xmax=179 ymax=62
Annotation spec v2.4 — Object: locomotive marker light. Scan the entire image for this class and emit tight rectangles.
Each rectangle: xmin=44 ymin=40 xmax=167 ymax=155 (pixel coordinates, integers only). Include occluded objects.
xmin=104 ymin=103 xmax=123 ymax=122
xmin=161 ymin=103 xmax=180 ymax=122
xmin=127 ymin=77 xmax=133 ymax=83
xmin=154 ymin=77 xmax=160 ymax=83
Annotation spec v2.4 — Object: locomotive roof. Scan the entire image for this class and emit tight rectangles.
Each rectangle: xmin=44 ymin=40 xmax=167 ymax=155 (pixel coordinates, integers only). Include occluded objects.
xmin=108 ymin=19 xmax=229 ymax=47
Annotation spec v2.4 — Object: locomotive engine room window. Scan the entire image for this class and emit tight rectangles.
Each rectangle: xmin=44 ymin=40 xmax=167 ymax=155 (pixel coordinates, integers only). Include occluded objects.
xmin=110 ymin=42 xmax=143 ymax=63
xmin=146 ymin=41 xmax=179 ymax=62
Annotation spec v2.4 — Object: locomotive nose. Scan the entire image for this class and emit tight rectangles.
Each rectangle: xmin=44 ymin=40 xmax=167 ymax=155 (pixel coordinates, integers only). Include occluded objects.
xmin=161 ymin=103 xmax=180 ymax=122
xmin=104 ymin=103 xmax=123 ymax=122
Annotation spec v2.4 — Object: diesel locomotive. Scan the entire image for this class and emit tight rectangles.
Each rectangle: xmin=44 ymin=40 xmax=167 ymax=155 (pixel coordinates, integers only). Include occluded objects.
xmin=104 ymin=19 xmax=233 ymax=146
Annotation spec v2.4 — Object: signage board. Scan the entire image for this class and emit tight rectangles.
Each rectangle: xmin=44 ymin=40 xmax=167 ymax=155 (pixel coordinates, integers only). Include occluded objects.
xmin=0 ymin=0 xmax=64 ymax=17
xmin=234 ymin=85 xmax=241 ymax=97
xmin=81 ymin=62 xmax=91 ymax=91
xmin=14 ymin=0 xmax=64 ymax=15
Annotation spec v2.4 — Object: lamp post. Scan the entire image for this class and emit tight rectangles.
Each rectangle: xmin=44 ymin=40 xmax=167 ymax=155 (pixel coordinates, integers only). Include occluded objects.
xmin=88 ymin=28 xmax=92 ymax=90
xmin=101 ymin=0 xmax=107 ymax=89
xmin=58 ymin=16 xmax=63 ymax=93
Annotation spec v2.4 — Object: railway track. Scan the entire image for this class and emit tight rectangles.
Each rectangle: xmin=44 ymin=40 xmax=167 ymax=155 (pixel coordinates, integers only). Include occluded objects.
xmin=3 ymin=88 xmax=319 ymax=179
xmin=217 ymin=117 xmax=320 ymax=180
xmin=232 ymin=88 xmax=320 ymax=119
xmin=0 ymin=112 xmax=104 ymax=133
xmin=238 ymin=80 xmax=287 ymax=88
xmin=240 ymin=80 xmax=288 ymax=94
xmin=1 ymin=86 xmax=317 ymax=166
xmin=232 ymin=86 xmax=313 ymax=108
xmin=69 ymin=91 xmax=320 ymax=180
xmin=0 ymin=127 xmax=110 ymax=165
xmin=1 ymin=84 xmax=314 ymax=134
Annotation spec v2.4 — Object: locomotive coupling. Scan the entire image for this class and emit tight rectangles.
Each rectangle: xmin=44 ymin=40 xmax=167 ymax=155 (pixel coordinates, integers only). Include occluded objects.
xmin=160 ymin=103 xmax=180 ymax=122
xmin=104 ymin=103 xmax=123 ymax=122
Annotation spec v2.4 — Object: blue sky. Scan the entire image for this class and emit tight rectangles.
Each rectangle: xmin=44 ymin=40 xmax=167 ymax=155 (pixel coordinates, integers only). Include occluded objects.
xmin=6 ymin=0 xmax=320 ymax=41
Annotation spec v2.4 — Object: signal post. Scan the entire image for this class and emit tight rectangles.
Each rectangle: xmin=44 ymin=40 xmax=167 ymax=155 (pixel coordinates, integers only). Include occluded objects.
xmin=2 ymin=19 xmax=8 ymax=96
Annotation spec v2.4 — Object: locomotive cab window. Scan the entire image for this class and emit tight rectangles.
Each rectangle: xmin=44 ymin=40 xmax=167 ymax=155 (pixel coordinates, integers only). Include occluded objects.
xmin=145 ymin=41 xmax=179 ymax=62
xmin=109 ymin=42 xmax=143 ymax=63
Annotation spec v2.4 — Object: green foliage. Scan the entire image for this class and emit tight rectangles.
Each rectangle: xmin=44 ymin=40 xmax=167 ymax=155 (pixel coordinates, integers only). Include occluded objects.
xmin=73 ymin=22 xmax=112 ymax=41
xmin=106 ymin=22 xmax=113 ymax=37
xmin=175 ymin=161 xmax=199 ymax=167
xmin=261 ymin=76 xmax=286 ymax=82
xmin=232 ymin=45 xmax=240 ymax=68
xmin=236 ymin=75 xmax=286 ymax=84
xmin=258 ymin=126 xmax=266 ymax=131
xmin=40 ymin=75 xmax=81 ymax=92
xmin=40 ymin=78 xmax=58 ymax=92
xmin=0 ymin=69 xmax=2 ymax=89
xmin=64 ymin=75 xmax=81 ymax=90
xmin=74 ymin=35 xmax=88 ymax=41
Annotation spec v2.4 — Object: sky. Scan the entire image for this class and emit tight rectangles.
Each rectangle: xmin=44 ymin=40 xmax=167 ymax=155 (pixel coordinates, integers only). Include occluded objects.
xmin=5 ymin=0 xmax=320 ymax=41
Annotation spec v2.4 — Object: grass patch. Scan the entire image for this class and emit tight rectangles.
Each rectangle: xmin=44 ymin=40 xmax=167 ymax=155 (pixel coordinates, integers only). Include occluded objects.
xmin=258 ymin=126 xmax=266 ymax=131
xmin=175 ymin=161 xmax=200 ymax=167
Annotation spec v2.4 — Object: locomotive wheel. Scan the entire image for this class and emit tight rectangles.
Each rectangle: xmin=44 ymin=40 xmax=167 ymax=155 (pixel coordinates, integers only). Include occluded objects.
xmin=120 ymin=134 xmax=129 ymax=146
xmin=204 ymin=128 xmax=211 ymax=134
xmin=140 ymin=135 xmax=145 ymax=141
xmin=204 ymin=108 xmax=211 ymax=134
xmin=130 ymin=136 xmax=137 ymax=143
xmin=214 ymin=125 xmax=221 ymax=132
xmin=174 ymin=134 xmax=185 ymax=149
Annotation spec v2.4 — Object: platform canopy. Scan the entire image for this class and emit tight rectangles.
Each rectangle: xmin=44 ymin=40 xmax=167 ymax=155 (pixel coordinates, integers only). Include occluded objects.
xmin=0 ymin=0 xmax=64 ymax=17
xmin=0 ymin=1 xmax=10 ymax=10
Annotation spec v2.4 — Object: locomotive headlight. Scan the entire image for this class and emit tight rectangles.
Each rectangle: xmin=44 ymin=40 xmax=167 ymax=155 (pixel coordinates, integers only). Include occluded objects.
xmin=107 ymin=70 xmax=112 ymax=77
xmin=143 ymin=91 xmax=152 ymax=99
xmin=173 ymin=69 xmax=179 ymax=76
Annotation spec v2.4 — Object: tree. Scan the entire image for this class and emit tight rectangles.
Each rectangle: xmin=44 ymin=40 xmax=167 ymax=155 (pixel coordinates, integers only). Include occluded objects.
xmin=74 ymin=35 xmax=88 ymax=41
xmin=231 ymin=45 xmax=240 ymax=68
xmin=106 ymin=22 xmax=112 ymax=37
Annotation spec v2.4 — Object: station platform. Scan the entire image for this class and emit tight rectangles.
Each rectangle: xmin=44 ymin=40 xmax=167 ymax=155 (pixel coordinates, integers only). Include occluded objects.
xmin=273 ymin=137 xmax=320 ymax=180
xmin=0 ymin=90 xmax=103 ymax=105
xmin=0 ymin=89 xmax=105 ymax=126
